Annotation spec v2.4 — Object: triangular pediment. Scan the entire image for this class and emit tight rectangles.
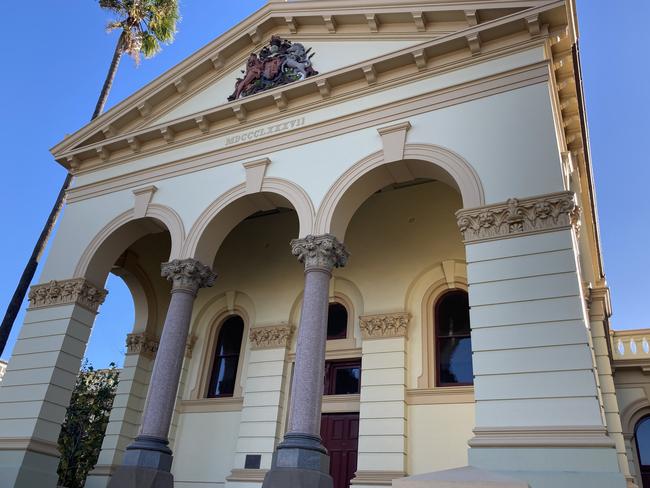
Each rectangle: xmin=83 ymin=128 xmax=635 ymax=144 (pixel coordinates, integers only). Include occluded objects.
xmin=52 ymin=0 xmax=572 ymax=169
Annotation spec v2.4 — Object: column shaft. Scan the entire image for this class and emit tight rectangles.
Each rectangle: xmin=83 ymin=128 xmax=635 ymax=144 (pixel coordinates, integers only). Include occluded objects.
xmin=288 ymin=268 xmax=330 ymax=436
xmin=139 ymin=289 xmax=193 ymax=439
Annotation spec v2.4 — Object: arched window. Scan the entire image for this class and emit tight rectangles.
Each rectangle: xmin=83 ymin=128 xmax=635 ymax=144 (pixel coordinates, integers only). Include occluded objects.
xmin=435 ymin=290 xmax=473 ymax=386
xmin=636 ymin=416 xmax=650 ymax=487
xmin=327 ymin=302 xmax=348 ymax=340
xmin=207 ymin=315 xmax=244 ymax=398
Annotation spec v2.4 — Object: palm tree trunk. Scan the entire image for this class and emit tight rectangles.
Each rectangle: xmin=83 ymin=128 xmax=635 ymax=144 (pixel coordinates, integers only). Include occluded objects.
xmin=93 ymin=32 xmax=125 ymax=120
xmin=0 ymin=33 xmax=126 ymax=356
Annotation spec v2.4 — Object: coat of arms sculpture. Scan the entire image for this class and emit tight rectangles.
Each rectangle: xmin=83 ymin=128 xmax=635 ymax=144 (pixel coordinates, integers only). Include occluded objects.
xmin=228 ymin=35 xmax=318 ymax=101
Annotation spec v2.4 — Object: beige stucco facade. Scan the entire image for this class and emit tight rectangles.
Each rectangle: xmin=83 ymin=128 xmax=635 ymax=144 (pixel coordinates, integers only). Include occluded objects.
xmin=1 ymin=1 xmax=648 ymax=488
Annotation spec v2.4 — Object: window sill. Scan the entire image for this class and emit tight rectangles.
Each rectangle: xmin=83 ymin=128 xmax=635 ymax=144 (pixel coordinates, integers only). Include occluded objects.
xmin=406 ymin=386 xmax=474 ymax=405
xmin=179 ymin=396 xmax=244 ymax=413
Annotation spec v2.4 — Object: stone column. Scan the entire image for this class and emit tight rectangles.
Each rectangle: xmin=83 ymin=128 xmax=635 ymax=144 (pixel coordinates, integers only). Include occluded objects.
xmin=263 ymin=234 xmax=348 ymax=488
xmin=109 ymin=259 xmax=216 ymax=488
xmin=352 ymin=313 xmax=409 ymax=488
xmin=0 ymin=278 xmax=107 ymax=488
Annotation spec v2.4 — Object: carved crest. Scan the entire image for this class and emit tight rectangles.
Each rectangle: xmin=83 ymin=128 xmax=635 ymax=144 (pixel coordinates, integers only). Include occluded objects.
xmin=228 ymin=35 xmax=318 ymax=101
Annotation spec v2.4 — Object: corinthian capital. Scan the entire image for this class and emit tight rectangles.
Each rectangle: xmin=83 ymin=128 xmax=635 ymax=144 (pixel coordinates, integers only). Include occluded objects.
xmin=161 ymin=259 xmax=217 ymax=294
xmin=290 ymin=234 xmax=349 ymax=271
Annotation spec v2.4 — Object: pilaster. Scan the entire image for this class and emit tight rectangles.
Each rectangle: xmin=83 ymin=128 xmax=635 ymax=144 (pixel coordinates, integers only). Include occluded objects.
xmin=352 ymin=313 xmax=409 ymax=487
xmin=0 ymin=278 xmax=107 ymax=488
xmin=459 ymin=193 xmax=625 ymax=487
xmin=226 ymin=324 xmax=293 ymax=488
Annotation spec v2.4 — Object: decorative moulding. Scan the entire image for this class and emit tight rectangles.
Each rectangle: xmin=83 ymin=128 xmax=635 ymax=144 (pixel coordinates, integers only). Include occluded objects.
xmin=28 ymin=278 xmax=107 ymax=313
xmin=378 ymin=121 xmax=411 ymax=164
xmin=360 ymin=312 xmax=410 ymax=339
xmin=352 ymin=470 xmax=407 ymax=486
xmin=456 ymin=191 xmax=580 ymax=243
xmin=125 ymin=332 xmax=159 ymax=359
xmin=249 ymin=324 xmax=293 ymax=350
xmin=469 ymin=425 xmax=615 ymax=449
xmin=132 ymin=185 xmax=158 ymax=218
xmin=243 ymin=158 xmax=271 ymax=194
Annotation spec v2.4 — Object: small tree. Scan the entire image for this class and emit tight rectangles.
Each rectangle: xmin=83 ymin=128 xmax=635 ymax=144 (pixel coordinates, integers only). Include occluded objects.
xmin=57 ymin=361 xmax=120 ymax=488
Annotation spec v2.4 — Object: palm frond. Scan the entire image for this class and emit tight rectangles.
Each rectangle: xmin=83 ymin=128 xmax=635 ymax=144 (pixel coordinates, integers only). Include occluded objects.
xmin=97 ymin=0 xmax=179 ymax=63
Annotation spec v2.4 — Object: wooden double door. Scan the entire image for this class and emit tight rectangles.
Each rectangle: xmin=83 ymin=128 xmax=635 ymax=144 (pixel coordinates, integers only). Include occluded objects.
xmin=320 ymin=413 xmax=359 ymax=488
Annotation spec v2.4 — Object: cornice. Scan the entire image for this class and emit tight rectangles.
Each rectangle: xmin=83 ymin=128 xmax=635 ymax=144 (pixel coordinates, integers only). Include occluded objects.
xmin=66 ymin=55 xmax=550 ymax=204
xmin=53 ymin=1 xmax=565 ymax=168
xmin=456 ymin=191 xmax=580 ymax=243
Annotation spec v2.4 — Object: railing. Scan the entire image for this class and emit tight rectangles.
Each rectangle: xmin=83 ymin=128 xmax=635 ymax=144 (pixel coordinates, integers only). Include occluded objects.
xmin=611 ymin=329 xmax=650 ymax=360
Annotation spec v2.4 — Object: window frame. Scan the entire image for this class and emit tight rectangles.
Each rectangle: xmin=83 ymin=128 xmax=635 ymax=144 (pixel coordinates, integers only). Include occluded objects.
xmin=192 ymin=310 xmax=248 ymax=401
xmin=434 ymin=289 xmax=473 ymax=387
xmin=206 ymin=315 xmax=245 ymax=398
xmin=324 ymin=358 xmax=362 ymax=396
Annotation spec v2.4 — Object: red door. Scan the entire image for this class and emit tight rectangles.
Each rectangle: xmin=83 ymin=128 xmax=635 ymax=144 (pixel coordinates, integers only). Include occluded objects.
xmin=320 ymin=413 xmax=359 ymax=488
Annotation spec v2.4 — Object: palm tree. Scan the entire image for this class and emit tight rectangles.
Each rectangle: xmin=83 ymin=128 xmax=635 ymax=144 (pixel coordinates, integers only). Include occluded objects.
xmin=0 ymin=0 xmax=179 ymax=356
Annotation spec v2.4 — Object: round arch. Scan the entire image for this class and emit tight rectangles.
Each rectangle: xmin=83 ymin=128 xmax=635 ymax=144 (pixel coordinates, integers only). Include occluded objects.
xmin=74 ymin=204 xmax=185 ymax=285
xmin=315 ymin=144 xmax=485 ymax=240
xmin=183 ymin=178 xmax=315 ymax=265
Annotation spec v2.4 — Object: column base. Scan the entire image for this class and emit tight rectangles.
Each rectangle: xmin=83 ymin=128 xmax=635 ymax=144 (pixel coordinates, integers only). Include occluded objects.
xmin=262 ymin=433 xmax=333 ymax=488
xmin=107 ymin=435 xmax=174 ymax=488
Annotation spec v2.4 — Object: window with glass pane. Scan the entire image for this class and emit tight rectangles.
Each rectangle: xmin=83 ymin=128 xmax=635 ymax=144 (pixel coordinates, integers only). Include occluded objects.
xmin=636 ymin=416 xmax=650 ymax=487
xmin=436 ymin=290 xmax=473 ymax=386
xmin=324 ymin=359 xmax=361 ymax=395
xmin=207 ymin=315 xmax=244 ymax=398
xmin=327 ymin=302 xmax=348 ymax=340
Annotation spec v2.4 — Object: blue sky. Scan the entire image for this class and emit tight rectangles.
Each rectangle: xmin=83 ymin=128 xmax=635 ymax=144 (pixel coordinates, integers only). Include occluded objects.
xmin=0 ymin=1 xmax=647 ymax=368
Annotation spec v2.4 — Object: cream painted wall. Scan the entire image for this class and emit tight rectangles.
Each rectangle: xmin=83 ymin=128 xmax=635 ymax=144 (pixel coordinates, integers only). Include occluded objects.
xmin=154 ymin=39 xmax=422 ymax=125
xmin=408 ymin=403 xmax=474 ymax=475
xmin=172 ymin=411 xmax=241 ymax=487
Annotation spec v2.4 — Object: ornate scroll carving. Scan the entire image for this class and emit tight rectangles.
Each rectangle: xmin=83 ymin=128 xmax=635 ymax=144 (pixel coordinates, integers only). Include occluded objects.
xmin=456 ymin=191 xmax=580 ymax=243
xmin=360 ymin=313 xmax=410 ymax=339
xmin=249 ymin=324 xmax=293 ymax=350
xmin=161 ymin=259 xmax=217 ymax=294
xmin=28 ymin=278 xmax=108 ymax=312
xmin=126 ymin=332 xmax=159 ymax=359
xmin=228 ymin=35 xmax=318 ymax=101
xmin=290 ymin=234 xmax=349 ymax=271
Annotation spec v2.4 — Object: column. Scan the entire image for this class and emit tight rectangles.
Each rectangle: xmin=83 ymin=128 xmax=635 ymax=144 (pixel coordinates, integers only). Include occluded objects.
xmin=396 ymin=192 xmax=626 ymax=488
xmin=85 ymin=332 xmax=158 ymax=488
xmin=263 ymin=234 xmax=348 ymax=488
xmin=108 ymin=258 xmax=216 ymax=488
xmin=589 ymin=287 xmax=637 ymax=488
xmin=0 ymin=278 xmax=107 ymax=488
xmin=352 ymin=313 xmax=409 ymax=487
xmin=225 ymin=324 xmax=293 ymax=487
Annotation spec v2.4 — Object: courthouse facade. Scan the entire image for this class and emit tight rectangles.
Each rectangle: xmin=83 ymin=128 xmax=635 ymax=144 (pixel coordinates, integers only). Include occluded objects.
xmin=2 ymin=0 xmax=650 ymax=487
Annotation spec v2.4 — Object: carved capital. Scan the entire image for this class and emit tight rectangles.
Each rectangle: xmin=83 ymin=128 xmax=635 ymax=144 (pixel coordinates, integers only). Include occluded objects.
xmin=126 ymin=332 xmax=159 ymax=359
xmin=290 ymin=234 xmax=349 ymax=272
xmin=456 ymin=191 xmax=580 ymax=243
xmin=161 ymin=259 xmax=217 ymax=294
xmin=360 ymin=312 xmax=410 ymax=339
xmin=249 ymin=324 xmax=293 ymax=350
xmin=28 ymin=278 xmax=108 ymax=313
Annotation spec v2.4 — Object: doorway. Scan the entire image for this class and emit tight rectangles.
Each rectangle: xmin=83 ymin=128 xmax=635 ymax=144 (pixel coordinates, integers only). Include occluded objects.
xmin=321 ymin=413 xmax=359 ymax=488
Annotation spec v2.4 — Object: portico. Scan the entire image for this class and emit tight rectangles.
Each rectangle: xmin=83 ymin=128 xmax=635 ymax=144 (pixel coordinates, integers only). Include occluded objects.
xmin=0 ymin=1 xmax=640 ymax=487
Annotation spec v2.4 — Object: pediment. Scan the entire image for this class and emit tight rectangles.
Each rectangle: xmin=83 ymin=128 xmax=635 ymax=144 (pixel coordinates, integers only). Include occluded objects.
xmin=51 ymin=0 xmax=572 ymax=169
